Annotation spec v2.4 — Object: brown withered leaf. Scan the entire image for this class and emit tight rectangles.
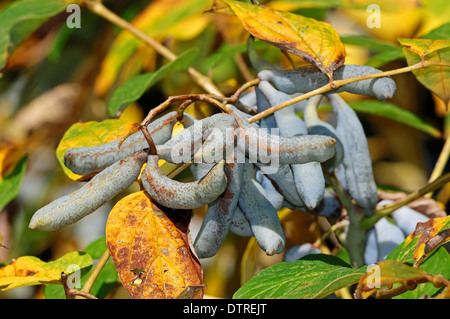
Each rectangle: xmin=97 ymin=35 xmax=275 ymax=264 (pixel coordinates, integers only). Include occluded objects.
xmin=106 ymin=191 xmax=203 ymax=299
xmin=411 ymin=215 xmax=450 ymax=266
xmin=378 ymin=190 xmax=447 ymax=218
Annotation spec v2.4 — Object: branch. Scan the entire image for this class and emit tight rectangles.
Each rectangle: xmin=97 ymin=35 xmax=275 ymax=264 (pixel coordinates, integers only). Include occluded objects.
xmin=325 ymin=170 xmax=366 ymax=268
xmin=82 ymin=0 xmax=223 ymax=96
xmin=360 ymin=172 xmax=450 ymax=230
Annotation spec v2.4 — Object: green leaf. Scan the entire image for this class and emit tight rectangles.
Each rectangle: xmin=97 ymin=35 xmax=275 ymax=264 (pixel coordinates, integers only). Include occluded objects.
xmin=340 ymin=35 xmax=405 ymax=68
xmin=0 ymin=155 xmax=27 ymax=212
xmin=233 ymin=254 xmax=366 ymax=299
xmin=386 ymin=236 xmax=420 ymax=264
xmin=0 ymin=0 xmax=79 ymax=73
xmin=364 ymin=48 xmax=404 ymax=68
xmin=349 ymin=100 xmax=442 ymax=138
xmin=85 ymin=236 xmax=108 ymax=259
xmin=341 ymin=35 xmax=399 ymax=53
xmin=43 ymin=262 xmax=118 ymax=299
xmin=107 ymin=47 xmax=199 ymax=116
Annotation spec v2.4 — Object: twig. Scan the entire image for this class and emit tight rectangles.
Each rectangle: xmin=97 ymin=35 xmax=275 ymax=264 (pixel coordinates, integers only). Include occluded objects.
xmin=426 ymin=136 xmax=450 ymax=196
xmin=360 ymin=172 xmax=450 ymax=230
xmin=247 ymin=60 xmax=450 ymax=124
xmin=141 ymin=94 xmax=231 ymax=127
xmin=82 ymin=0 xmax=223 ymax=96
xmin=75 ymin=249 xmax=111 ymax=299
xmin=61 ymin=272 xmax=98 ymax=300
xmin=140 ymin=125 xmax=158 ymax=155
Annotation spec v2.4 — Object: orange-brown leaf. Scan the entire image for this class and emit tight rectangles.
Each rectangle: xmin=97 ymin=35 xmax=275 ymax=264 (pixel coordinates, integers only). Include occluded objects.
xmin=210 ymin=0 xmax=345 ymax=77
xmin=411 ymin=215 xmax=450 ymax=266
xmin=106 ymin=191 xmax=203 ymax=299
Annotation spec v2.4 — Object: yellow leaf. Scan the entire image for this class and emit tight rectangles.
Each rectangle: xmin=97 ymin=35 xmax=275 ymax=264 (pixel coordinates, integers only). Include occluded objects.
xmin=56 ymin=119 xmax=139 ymax=181
xmin=106 ymin=191 xmax=203 ymax=299
xmin=0 ymin=251 xmax=92 ymax=291
xmin=0 ymin=142 xmax=24 ymax=181
xmin=398 ymin=38 xmax=450 ymax=58
xmin=340 ymin=1 xmax=423 ymax=43
xmin=210 ymin=0 xmax=346 ymax=77
xmin=400 ymin=39 xmax=450 ymax=107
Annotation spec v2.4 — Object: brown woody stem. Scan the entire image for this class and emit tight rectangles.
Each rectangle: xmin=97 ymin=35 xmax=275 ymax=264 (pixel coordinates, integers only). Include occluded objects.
xmin=360 ymin=172 xmax=450 ymax=230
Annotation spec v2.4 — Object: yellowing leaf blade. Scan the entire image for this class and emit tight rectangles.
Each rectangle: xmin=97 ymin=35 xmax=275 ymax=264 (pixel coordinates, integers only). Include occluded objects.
xmin=106 ymin=191 xmax=203 ymax=299
xmin=0 ymin=251 xmax=92 ymax=291
xmin=211 ymin=0 xmax=345 ymax=76
xmin=56 ymin=119 xmax=139 ymax=181
xmin=398 ymin=38 xmax=450 ymax=58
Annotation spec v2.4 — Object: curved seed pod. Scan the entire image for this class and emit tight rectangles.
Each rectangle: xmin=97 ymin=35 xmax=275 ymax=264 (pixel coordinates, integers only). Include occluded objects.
xmin=255 ymin=169 xmax=284 ymax=211
xmin=64 ymin=111 xmax=192 ymax=175
xmin=238 ymin=90 xmax=257 ymax=109
xmin=308 ymin=189 xmax=341 ymax=218
xmin=247 ymin=36 xmax=278 ymax=74
xmin=235 ymin=90 xmax=258 ymax=114
xmin=378 ymin=199 xmax=429 ymax=237
xmin=259 ymin=84 xmax=325 ymax=209
xmin=141 ymin=155 xmax=227 ymax=209
xmin=258 ymin=64 xmax=397 ymax=101
xmin=364 ymin=228 xmax=378 ymax=265
xmin=227 ymin=104 xmax=252 ymax=122
xmin=29 ymin=150 xmax=148 ymax=232
xmin=290 ymin=163 xmax=325 ymax=210
xmin=303 ymin=95 xmax=344 ymax=172
xmin=255 ymin=85 xmax=277 ymax=130
xmin=328 ymin=94 xmax=378 ymax=215
xmin=334 ymin=164 xmax=348 ymax=190
xmin=157 ymin=113 xmax=238 ymax=164
xmin=239 ymin=163 xmax=285 ymax=255
xmin=193 ymin=162 xmax=244 ymax=258
xmin=230 ymin=205 xmax=253 ymax=237
xmin=190 ymin=163 xmax=215 ymax=180
xmin=258 ymin=80 xmax=309 ymax=137
xmin=373 ymin=217 xmax=405 ymax=262
xmin=256 ymin=163 xmax=305 ymax=208
xmin=284 ymin=243 xmax=321 ymax=262
xmin=235 ymin=115 xmax=336 ymax=165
